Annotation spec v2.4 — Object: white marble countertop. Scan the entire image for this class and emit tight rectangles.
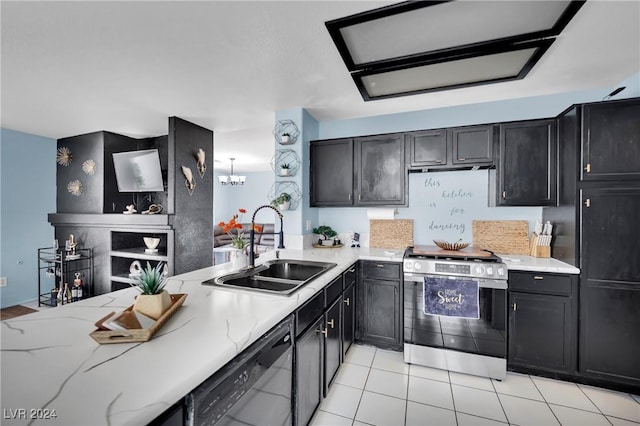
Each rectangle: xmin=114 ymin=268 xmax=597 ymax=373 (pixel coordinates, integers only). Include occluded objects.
xmin=498 ymin=255 xmax=580 ymax=274
xmin=0 ymin=247 xmax=400 ymax=425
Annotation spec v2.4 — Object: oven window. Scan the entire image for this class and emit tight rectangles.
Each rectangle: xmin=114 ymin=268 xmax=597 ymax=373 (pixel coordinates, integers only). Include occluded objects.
xmin=404 ymin=281 xmax=506 ymax=357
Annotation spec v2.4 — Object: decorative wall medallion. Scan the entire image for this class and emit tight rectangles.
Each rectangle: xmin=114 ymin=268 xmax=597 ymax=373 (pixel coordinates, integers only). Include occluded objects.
xmin=82 ymin=159 xmax=97 ymax=175
xmin=56 ymin=146 xmax=72 ymax=166
xmin=67 ymin=179 xmax=83 ymax=196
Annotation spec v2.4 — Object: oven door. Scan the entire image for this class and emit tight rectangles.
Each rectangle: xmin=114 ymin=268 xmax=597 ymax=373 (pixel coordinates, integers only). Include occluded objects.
xmin=404 ymin=274 xmax=507 ymax=358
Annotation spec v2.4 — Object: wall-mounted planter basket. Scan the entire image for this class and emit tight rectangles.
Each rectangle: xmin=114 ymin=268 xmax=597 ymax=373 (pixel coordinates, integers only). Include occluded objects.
xmin=271 ymin=149 xmax=301 ymax=177
xmin=273 ymin=119 xmax=300 ymax=145
xmin=267 ymin=181 xmax=302 ymax=211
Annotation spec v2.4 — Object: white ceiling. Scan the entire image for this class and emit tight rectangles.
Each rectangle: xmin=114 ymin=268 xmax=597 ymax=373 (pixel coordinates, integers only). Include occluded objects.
xmin=2 ymin=1 xmax=639 ymax=172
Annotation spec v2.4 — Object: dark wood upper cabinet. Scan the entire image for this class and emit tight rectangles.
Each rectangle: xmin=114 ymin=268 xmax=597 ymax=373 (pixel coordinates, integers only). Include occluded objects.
xmin=310 ymin=138 xmax=354 ymax=206
xmin=408 ymin=124 xmax=494 ymax=169
xmin=407 ymin=129 xmax=447 ymax=167
xmin=355 ymin=134 xmax=406 ymax=206
xmin=451 ymin=125 xmax=494 ymax=165
xmin=310 ymin=134 xmax=407 ymax=207
xmin=581 ymin=98 xmax=640 ymax=181
xmin=493 ymin=119 xmax=557 ymax=206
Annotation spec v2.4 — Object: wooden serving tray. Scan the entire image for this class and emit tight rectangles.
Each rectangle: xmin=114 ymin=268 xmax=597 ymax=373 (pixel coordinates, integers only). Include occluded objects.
xmin=90 ymin=293 xmax=186 ymax=344
xmin=312 ymin=243 xmax=344 ymax=249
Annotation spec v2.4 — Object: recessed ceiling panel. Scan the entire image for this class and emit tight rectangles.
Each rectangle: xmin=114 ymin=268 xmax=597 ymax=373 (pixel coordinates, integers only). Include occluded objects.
xmin=354 ymin=40 xmax=552 ymax=100
xmin=327 ymin=0 xmax=584 ymax=70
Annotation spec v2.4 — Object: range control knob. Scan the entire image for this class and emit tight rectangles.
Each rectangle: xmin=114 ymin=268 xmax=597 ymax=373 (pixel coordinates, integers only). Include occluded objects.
xmin=414 ymin=262 xmax=422 ymax=271
xmin=474 ymin=265 xmax=485 ymax=275
xmin=497 ymin=266 xmax=506 ymax=276
xmin=486 ymin=266 xmax=494 ymax=276
xmin=404 ymin=261 xmax=412 ymax=270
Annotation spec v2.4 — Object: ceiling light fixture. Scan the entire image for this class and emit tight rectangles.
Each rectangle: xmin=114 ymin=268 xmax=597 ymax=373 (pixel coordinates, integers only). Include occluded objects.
xmin=218 ymin=158 xmax=246 ymax=186
xmin=326 ymin=0 xmax=585 ymax=101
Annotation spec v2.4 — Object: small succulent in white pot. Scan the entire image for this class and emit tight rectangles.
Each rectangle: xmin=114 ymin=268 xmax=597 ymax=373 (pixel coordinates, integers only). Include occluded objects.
xmin=131 ymin=262 xmax=171 ymax=321
xmin=280 ymin=163 xmax=291 ymax=176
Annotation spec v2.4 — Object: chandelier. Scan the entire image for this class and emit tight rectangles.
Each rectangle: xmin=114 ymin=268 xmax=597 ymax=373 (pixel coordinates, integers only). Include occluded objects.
xmin=218 ymin=157 xmax=246 ymax=185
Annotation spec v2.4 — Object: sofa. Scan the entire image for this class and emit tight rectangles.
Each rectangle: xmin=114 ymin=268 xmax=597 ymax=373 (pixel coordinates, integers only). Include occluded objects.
xmin=213 ymin=223 xmax=275 ymax=264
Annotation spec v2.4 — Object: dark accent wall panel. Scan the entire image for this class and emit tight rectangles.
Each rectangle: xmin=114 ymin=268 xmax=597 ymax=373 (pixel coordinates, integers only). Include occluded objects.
xmin=169 ymin=117 xmax=214 ymax=274
xmin=56 ymin=131 xmax=106 ymax=213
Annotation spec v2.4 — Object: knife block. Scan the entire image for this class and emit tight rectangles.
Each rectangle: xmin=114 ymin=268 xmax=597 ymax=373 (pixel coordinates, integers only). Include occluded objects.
xmin=529 ymin=233 xmax=551 ymax=258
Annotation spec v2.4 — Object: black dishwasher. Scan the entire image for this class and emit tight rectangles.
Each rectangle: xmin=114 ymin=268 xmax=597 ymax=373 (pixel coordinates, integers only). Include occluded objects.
xmin=187 ymin=316 xmax=293 ymax=426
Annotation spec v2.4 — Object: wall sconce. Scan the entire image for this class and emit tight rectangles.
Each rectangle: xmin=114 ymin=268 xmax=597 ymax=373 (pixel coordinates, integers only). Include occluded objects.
xmin=181 ymin=166 xmax=196 ymax=196
xmin=196 ymin=148 xmax=206 ymax=179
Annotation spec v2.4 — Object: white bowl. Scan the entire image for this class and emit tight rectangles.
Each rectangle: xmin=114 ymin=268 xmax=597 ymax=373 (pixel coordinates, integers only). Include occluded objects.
xmin=143 ymin=237 xmax=161 ymax=250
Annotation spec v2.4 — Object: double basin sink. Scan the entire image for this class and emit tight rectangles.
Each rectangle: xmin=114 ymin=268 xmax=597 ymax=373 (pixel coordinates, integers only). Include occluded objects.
xmin=203 ymin=259 xmax=337 ymax=295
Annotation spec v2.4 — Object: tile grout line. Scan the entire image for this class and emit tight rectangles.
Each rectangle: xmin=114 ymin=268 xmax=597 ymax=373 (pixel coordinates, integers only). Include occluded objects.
xmin=490 ymin=374 xmax=512 ymax=425
xmin=575 ymin=383 xmax=615 ymax=425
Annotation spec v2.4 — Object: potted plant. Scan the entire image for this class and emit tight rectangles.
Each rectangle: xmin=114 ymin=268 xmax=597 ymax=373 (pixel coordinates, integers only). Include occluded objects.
xmin=279 ymin=163 xmax=291 ymax=176
xmin=281 ymin=132 xmax=291 ymax=144
xmin=131 ymin=262 xmax=171 ymax=321
xmin=313 ymin=225 xmax=338 ymax=246
xmin=271 ymin=192 xmax=291 ymax=211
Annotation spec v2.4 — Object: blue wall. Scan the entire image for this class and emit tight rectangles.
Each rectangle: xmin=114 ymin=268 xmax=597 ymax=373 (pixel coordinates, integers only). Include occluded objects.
xmin=315 ymin=72 xmax=640 ymax=244
xmin=1 ymin=128 xmax=56 ymax=308
xmin=213 ymin=170 xmax=274 ymax=225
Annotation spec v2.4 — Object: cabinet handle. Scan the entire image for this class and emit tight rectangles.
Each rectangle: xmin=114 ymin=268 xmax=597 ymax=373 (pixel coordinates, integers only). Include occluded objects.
xmin=344 ymin=297 xmax=350 ymax=306
xmin=533 ymin=276 xmax=544 ymax=280
xmin=458 ymin=158 xmax=466 ymax=161
xmin=513 ymin=302 xmax=517 ymax=311
xmin=435 ymin=160 xmax=442 ymax=163
xmin=584 ymin=198 xmax=591 ymax=208
xmin=359 ymin=194 xmax=361 ymax=201
xmin=348 ymin=193 xmax=352 ymax=201
xmin=327 ymin=319 xmax=335 ymax=329
xmin=349 ymin=268 xmax=356 ymax=273
xmin=317 ymin=328 xmax=327 ymax=337
xmin=376 ymin=264 xmax=385 ymax=268
xmin=584 ymin=163 xmax=591 ymax=173
xmin=502 ymin=191 xmax=507 ymax=199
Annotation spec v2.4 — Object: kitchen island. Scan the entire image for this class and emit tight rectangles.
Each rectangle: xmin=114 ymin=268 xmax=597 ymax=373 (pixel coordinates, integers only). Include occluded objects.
xmin=0 ymin=247 xmax=402 ymax=425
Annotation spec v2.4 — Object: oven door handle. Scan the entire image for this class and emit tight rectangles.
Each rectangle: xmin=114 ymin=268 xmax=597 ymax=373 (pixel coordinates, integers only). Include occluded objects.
xmin=403 ymin=273 xmax=507 ymax=290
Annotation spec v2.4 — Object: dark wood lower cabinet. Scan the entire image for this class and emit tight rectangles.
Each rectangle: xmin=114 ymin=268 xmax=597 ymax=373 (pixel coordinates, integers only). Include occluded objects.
xmin=324 ymin=298 xmax=342 ymax=395
xmin=579 ymin=284 xmax=640 ymax=387
xmin=357 ymin=261 xmax=403 ymax=351
xmin=295 ymin=316 xmax=324 ymax=426
xmin=342 ymin=283 xmax=355 ymax=359
xmin=508 ymin=272 xmax=577 ymax=377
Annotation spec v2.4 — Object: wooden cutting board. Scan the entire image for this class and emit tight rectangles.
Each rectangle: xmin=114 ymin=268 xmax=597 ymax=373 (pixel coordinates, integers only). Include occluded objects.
xmin=369 ymin=219 xmax=414 ymax=249
xmin=412 ymin=245 xmax=493 ymax=258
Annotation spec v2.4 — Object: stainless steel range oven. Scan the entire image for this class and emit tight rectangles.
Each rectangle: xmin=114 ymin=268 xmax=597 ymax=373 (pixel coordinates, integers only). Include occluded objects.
xmin=403 ymin=245 xmax=508 ymax=380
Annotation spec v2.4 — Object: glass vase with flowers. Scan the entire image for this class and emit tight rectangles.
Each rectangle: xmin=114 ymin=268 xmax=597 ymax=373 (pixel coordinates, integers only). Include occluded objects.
xmin=218 ymin=209 xmax=263 ymax=267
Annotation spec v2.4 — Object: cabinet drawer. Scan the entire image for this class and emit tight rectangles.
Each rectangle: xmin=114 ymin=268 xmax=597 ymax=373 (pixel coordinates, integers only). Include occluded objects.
xmin=508 ymin=272 xmax=573 ymax=296
xmin=360 ymin=261 xmax=401 ymax=280
xmin=325 ymin=276 xmax=343 ymax=305
xmin=296 ymin=291 xmax=325 ymax=336
xmin=343 ymin=263 xmax=357 ymax=290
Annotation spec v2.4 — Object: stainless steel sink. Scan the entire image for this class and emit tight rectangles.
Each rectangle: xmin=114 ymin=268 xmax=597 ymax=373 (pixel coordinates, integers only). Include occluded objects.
xmin=202 ymin=259 xmax=337 ymax=295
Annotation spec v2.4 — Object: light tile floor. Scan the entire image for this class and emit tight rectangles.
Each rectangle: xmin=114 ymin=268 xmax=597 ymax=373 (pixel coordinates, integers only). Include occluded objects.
xmin=312 ymin=344 xmax=640 ymax=426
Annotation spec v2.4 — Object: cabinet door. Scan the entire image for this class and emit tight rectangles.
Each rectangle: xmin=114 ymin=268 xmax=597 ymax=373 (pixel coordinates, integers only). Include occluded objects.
xmin=579 ymin=187 xmax=640 ymax=386
xmin=358 ymin=277 xmax=402 ymax=350
xmin=355 ymin=134 xmax=406 ymax=206
xmin=497 ymin=119 xmax=557 ymax=206
xmin=451 ymin=125 xmax=494 ymax=165
xmin=295 ymin=316 xmax=324 ymax=426
xmin=508 ymin=292 xmax=573 ymax=373
xmin=581 ymin=99 xmax=640 ymax=181
xmin=342 ymin=283 xmax=355 ymax=358
xmin=324 ymin=298 xmax=342 ymax=395
xmin=407 ymin=129 xmax=447 ymax=168
xmin=310 ymin=139 xmax=354 ymax=207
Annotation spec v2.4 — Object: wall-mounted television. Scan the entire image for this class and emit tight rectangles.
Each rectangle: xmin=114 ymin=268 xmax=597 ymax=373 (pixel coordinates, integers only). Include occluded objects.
xmin=112 ymin=149 xmax=164 ymax=192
